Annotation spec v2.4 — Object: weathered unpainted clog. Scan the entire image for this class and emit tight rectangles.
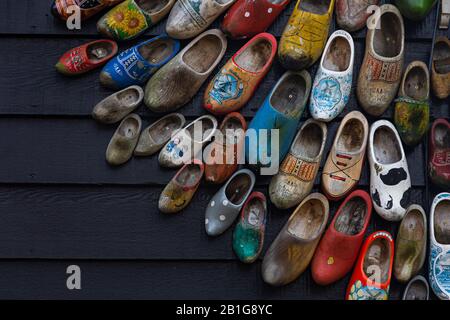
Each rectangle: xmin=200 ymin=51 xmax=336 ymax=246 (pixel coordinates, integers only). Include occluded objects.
xmin=346 ymin=231 xmax=394 ymax=300
xmin=269 ymin=119 xmax=327 ymax=210
xmin=51 ymin=0 xmax=124 ymax=21
xmin=221 ymin=0 xmax=290 ymax=39
xmin=262 ymin=193 xmax=329 ymax=286
xmin=204 ymin=33 xmax=277 ymax=115
xmin=429 ymin=192 xmax=450 ymax=300
xmin=145 ymin=29 xmax=227 ymax=113
xmin=395 ymin=0 xmax=437 ymax=21
xmin=92 ymin=85 xmax=144 ymax=124
xmin=166 ymin=0 xmax=236 ymax=39
xmin=204 ymin=112 xmax=247 ymax=184
xmin=106 ymin=113 xmax=142 ymax=165
xmin=278 ymin=0 xmax=335 ymax=70
xmin=205 ymin=169 xmax=256 ymax=236
xmin=56 ymin=40 xmax=118 ymax=76
xmin=394 ymin=61 xmax=430 ymax=147
xmin=394 ymin=204 xmax=427 ymax=283
xmin=357 ymin=4 xmax=404 ymax=116
xmin=159 ymin=115 xmax=218 ymax=168
xmin=403 ymin=275 xmax=429 ymax=300
xmin=431 ymin=36 xmax=450 ymax=99
xmin=100 ymin=35 xmax=180 ymax=89
xmin=335 ymin=0 xmax=380 ymax=32
xmin=134 ymin=113 xmax=186 ymax=156
xmin=97 ymin=0 xmax=176 ymax=41
xmin=232 ymin=192 xmax=267 ymax=263
xmin=368 ymin=120 xmax=411 ymax=222
xmin=310 ymin=30 xmax=354 ymax=122
xmin=311 ymin=190 xmax=372 ymax=286
xmin=158 ymin=160 xmax=204 ymax=213
xmin=322 ymin=111 xmax=368 ymax=201
xmin=429 ymin=118 xmax=450 ymax=189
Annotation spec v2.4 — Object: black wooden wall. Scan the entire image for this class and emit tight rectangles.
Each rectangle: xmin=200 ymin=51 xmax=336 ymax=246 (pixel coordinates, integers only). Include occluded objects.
xmin=0 ymin=0 xmax=448 ymax=299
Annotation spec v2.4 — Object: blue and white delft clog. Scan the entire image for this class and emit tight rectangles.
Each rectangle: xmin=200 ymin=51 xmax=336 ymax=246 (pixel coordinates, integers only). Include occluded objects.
xmin=100 ymin=34 xmax=180 ymax=89
xmin=429 ymin=192 xmax=450 ymax=300
xmin=309 ymin=30 xmax=354 ymax=122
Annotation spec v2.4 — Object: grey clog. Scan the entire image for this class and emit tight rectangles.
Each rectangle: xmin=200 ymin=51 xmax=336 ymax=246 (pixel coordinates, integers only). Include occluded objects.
xmin=134 ymin=113 xmax=186 ymax=156
xmin=92 ymin=86 xmax=144 ymax=124
xmin=402 ymin=275 xmax=429 ymax=300
xmin=106 ymin=113 xmax=142 ymax=166
xmin=205 ymin=169 xmax=256 ymax=236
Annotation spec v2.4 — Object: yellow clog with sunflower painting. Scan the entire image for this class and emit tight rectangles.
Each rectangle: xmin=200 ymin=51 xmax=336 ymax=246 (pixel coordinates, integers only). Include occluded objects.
xmin=97 ymin=0 xmax=176 ymax=41
xmin=278 ymin=0 xmax=334 ymax=70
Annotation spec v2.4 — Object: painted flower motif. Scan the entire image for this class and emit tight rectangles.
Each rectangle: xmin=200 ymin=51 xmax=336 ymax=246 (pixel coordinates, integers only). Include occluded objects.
xmin=348 ymin=280 xmax=388 ymax=300
xmin=106 ymin=4 xmax=147 ymax=37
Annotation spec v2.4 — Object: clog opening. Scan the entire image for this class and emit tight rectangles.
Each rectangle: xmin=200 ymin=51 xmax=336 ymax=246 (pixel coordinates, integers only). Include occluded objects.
xmin=119 ymin=117 xmax=140 ymax=139
xmin=336 ymin=119 xmax=364 ymax=154
xmin=374 ymin=12 xmax=402 ymax=58
xmin=373 ymin=126 xmax=401 ymax=164
xmin=433 ymin=40 xmax=450 ymax=74
xmin=117 ymin=88 xmax=141 ymax=106
xmin=136 ymin=0 xmax=171 ymax=13
xmin=434 ymin=200 xmax=450 ymax=245
xmin=183 ymin=35 xmax=223 ymax=74
xmin=404 ymin=279 xmax=428 ymax=300
xmin=323 ymin=37 xmax=351 ymax=72
xmin=175 ymin=163 xmax=202 ymax=187
xmin=220 ymin=116 xmax=245 ymax=145
xmin=225 ymin=173 xmax=252 ymax=205
xmin=186 ymin=117 xmax=214 ymax=143
xmin=434 ymin=122 xmax=450 ymax=148
xmin=87 ymin=42 xmax=114 ymax=62
xmin=404 ymin=66 xmax=428 ymax=100
xmin=139 ymin=38 xmax=178 ymax=64
xmin=270 ymin=73 xmax=307 ymax=116
xmin=362 ymin=237 xmax=391 ymax=284
xmin=235 ymin=38 xmax=273 ymax=73
xmin=299 ymin=0 xmax=331 ymax=15
xmin=334 ymin=197 xmax=367 ymax=236
xmin=149 ymin=115 xmax=183 ymax=144
xmin=292 ymin=123 xmax=323 ymax=159
xmin=287 ymin=199 xmax=326 ymax=240
xmin=399 ymin=209 xmax=425 ymax=241
xmin=243 ymin=197 xmax=265 ymax=227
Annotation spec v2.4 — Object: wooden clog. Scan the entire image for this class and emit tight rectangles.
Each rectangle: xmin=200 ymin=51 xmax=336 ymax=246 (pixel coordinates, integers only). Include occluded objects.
xmin=92 ymin=85 xmax=144 ymax=124
xmin=429 ymin=192 xmax=450 ymax=300
xmin=335 ymin=0 xmax=380 ymax=32
xmin=97 ymin=0 xmax=176 ymax=41
xmin=262 ymin=193 xmax=329 ymax=286
xmin=100 ymin=35 xmax=180 ymax=89
xmin=56 ymin=40 xmax=118 ymax=76
xmin=221 ymin=0 xmax=290 ymax=39
xmin=368 ymin=120 xmax=411 ymax=221
xmin=51 ymin=0 xmax=124 ymax=21
xmin=166 ymin=0 xmax=236 ymax=39
xmin=395 ymin=0 xmax=437 ymax=21
xmin=309 ymin=30 xmax=354 ymax=122
xmin=278 ymin=0 xmax=335 ymax=70
xmin=346 ymin=231 xmax=394 ymax=300
xmin=245 ymin=70 xmax=312 ymax=169
xmin=204 ymin=33 xmax=277 ymax=115
xmin=394 ymin=61 xmax=430 ymax=147
xmin=158 ymin=160 xmax=204 ymax=213
xmin=357 ymin=4 xmax=404 ymax=117
xmin=205 ymin=169 xmax=256 ymax=236
xmin=322 ymin=111 xmax=368 ymax=201
xmin=204 ymin=112 xmax=247 ymax=184
xmin=106 ymin=113 xmax=142 ymax=165
xmin=311 ymin=190 xmax=372 ymax=286
xmin=159 ymin=115 xmax=218 ymax=168
xmin=269 ymin=119 xmax=327 ymax=210
xmin=403 ymin=275 xmax=429 ymax=300
xmin=394 ymin=204 xmax=427 ymax=283
xmin=232 ymin=192 xmax=267 ymax=263
xmin=431 ymin=36 xmax=450 ymax=99
xmin=134 ymin=113 xmax=186 ymax=156
xmin=429 ymin=119 xmax=450 ymax=189
xmin=145 ymin=29 xmax=227 ymax=113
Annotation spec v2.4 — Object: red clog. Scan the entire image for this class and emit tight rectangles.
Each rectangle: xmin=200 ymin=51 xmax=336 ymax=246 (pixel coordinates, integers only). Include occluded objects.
xmin=311 ymin=190 xmax=372 ymax=286
xmin=429 ymin=118 xmax=450 ymax=189
xmin=56 ymin=40 xmax=118 ymax=76
xmin=346 ymin=231 xmax=394 ymax=300
xmin=221 ymin=0 xmax=290 ymax=39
